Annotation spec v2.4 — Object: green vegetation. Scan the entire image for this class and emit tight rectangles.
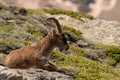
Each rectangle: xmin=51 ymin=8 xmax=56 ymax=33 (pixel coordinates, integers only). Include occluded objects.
xmin=28 ymin=9 xmax=42 ymax=15
xmin=62 ymin=25 xmax=83 ymax=42
xmin=43 ymin=8 xmax=93 ymax=20
xmin=0 ymin=25 xmax=13 ymax=30
xmin=24 ymin=22 xmax=44 ymax=38
xmin=52 ymin=49 xmax=120 ymax=80
xmin=62 ymin=25 xmax=82 ymax=37
xmin=95 ymin=44 xmax=120 ymax=66
xmin=0 ymin=53 xmax=7 ymax=64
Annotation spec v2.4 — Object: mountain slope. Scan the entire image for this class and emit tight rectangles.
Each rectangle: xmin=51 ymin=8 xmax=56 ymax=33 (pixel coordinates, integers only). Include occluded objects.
xmin=0 ymin=3 xmax=120 ymax=80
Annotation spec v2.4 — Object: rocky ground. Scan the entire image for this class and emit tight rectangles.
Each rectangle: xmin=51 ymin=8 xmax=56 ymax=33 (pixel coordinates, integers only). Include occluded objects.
xmin=0 ymin=65 xmax=73 ymax=80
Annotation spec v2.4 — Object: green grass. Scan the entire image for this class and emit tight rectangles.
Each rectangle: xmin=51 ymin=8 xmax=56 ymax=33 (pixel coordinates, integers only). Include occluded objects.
xmin=62 ymin=25 xmax=82 ymax=37
xmin=0 ymin=25 xmax=14 ymax=31
xmin=24 ymin=22 xmax=44 ymax=38
xmin=61 ymin=25 xmax=83 ymax=42
xmin=52 ymin=49 xmax=120 ymax=80
xmin=42 ymin=8 xmax=93 ymax=20
xmin=0 ymin=53 xmax=7 ymax=64
xmin=27 ymin=9 xmax=42 ymax=15
xmin=95 ymin=44 xmax=120 ymax=66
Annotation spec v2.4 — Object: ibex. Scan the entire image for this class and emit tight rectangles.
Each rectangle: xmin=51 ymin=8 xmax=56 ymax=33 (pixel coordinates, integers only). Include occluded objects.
xmin=4 ymin=17 xmax=69 ymax=72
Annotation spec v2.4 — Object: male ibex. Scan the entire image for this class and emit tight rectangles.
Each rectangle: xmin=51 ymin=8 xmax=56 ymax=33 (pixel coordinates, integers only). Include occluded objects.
xmin=4 ymin=17 xmax=69 ymax=72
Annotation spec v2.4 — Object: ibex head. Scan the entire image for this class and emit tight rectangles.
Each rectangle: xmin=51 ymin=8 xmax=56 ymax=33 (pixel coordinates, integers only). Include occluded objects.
xmin=47 ymin=17 xmax=69 ymax=51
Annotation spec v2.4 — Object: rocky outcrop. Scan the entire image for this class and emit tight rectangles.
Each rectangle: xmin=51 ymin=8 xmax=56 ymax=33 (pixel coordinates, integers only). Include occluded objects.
xmin=50 ymin=15 xmax=120 ymax=46
xmin=0 ymin=65 xmax=73 ymax=80
xmin=80 ymin=18 xmax=120 ymax=46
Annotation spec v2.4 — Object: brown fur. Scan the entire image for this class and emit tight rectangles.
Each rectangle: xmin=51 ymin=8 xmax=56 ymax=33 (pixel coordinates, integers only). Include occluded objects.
xmin=4 ymin=17 xmax=69 ymax=72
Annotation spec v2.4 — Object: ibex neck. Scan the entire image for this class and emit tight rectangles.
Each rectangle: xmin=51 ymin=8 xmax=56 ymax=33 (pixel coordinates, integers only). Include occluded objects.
xmin=35 ymin=35 xmax=56 ymax=58
xmin=41 ymin=40 xmax=55 ymax=58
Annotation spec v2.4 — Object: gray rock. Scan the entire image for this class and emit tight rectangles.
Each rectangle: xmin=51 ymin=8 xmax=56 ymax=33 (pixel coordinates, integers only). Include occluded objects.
xmin=0 ymin=65 xmax=73 ymax=80
xmin=77 ymin=40 xmax=89 ymax=48
xmin=81 ymin=18 xmax=120 ymax=46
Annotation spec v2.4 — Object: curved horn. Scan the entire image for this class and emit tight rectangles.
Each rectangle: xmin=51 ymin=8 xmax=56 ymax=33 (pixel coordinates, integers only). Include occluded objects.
xmin=47 ymin=17 xmax=62 ymax=33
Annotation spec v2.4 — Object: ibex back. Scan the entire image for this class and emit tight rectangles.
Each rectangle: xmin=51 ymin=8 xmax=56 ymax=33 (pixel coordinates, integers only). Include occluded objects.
xmin=4 ymin=17 xmax=69 ymax=71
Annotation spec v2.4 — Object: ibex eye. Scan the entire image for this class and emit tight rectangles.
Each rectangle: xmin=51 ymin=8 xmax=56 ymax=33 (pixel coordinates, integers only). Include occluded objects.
xmin=64 ymin=35 xmax=68 ymax=39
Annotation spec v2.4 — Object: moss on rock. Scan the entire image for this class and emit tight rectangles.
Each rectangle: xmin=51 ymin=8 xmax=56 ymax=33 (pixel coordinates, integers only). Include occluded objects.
xmin=42 ymin=8 xmax=93 ymax=20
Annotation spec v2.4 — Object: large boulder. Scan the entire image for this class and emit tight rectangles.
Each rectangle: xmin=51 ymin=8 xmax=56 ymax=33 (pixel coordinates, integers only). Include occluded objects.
xmin=0 ymin=65 xmax=73 ymax=80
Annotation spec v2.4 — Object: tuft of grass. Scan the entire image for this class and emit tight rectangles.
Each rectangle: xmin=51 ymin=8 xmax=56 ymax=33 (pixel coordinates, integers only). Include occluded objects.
xmin=62 ymin=25 xmax=82 ymax=37
xmin=42 ymin=8 xmax=93 ymax=20
xmin=95 ymin=44 xmax=120 ymax=66
xmin=61 ymin=25 xmax=82 ymax=42
xmin=0 ymin=53 xmax=7 ymax=64
xmin=67 ymin=45 xmax=99 ymax=61
xmin=24 ymin=22 xmax=44 ymax=39
xmin=0 ymin=38 xmax=32 ymax=54
xmin=67 ymin=45 xmax=85 ymax=56
xmin=27 ymin=9 xmax=41 ymax=15
xmin=0 ymin=25 xmax=14 ymax=32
